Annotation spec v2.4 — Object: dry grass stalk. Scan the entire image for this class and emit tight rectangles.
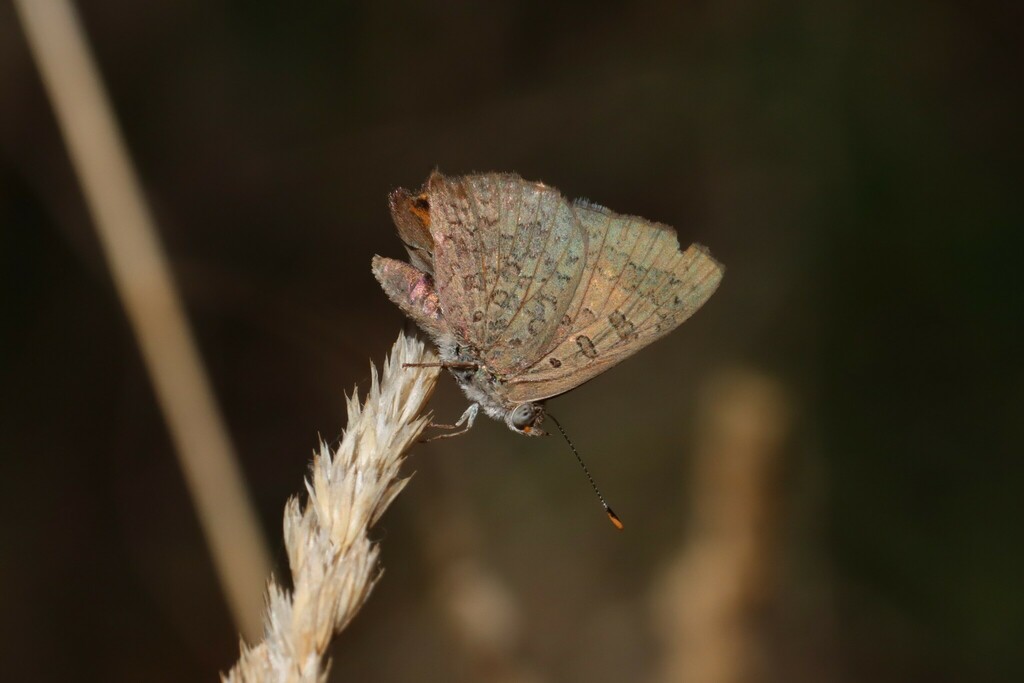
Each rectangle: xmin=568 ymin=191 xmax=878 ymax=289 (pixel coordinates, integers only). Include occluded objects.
xmin=223 ymin=332 xmax=440 ymax=683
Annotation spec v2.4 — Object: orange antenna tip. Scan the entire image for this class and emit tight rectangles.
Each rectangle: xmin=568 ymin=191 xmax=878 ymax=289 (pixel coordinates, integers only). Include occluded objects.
xmin=606 ymin=508 xmax=624 ymax=530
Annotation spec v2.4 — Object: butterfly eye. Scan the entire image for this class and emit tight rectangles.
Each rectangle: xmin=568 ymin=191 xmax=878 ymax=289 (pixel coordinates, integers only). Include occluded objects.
xmin=510 ymin=403 xmax=539 ymax=430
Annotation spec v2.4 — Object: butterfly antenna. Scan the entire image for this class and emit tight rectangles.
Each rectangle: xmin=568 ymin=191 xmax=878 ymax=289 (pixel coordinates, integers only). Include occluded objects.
xmin=548 ymin=414 xmax=624 ymax=530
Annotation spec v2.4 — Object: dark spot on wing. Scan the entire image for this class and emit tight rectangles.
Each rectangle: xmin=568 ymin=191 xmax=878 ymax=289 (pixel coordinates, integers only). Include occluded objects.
xmin=576 ymin=335 xmax=598 ymax=359
xmin=608 ymin=309 xmax=638 ymax=341
xmin=577 ymin=307 xmax=597 ymax=327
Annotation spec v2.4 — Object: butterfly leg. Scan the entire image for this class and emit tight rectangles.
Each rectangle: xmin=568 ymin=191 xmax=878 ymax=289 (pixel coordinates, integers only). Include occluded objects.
xmin=423 ymin=403 xmax=479 ymax=442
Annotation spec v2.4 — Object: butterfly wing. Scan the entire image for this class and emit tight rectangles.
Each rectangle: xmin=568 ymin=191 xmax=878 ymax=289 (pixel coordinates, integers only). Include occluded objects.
xmin=388 ymin=187 xmax=436 ymax=274
xmin=502 ymin=200 xmax=723 ymax=404
xmin=428 ymin=173 xmax=588 ymax=375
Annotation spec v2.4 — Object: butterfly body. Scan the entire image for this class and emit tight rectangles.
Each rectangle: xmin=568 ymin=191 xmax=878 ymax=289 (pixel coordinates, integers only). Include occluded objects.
xmin=373 ymin=172 xmax=723 ymax=436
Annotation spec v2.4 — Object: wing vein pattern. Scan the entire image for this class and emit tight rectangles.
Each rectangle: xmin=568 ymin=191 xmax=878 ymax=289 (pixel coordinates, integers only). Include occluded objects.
xmin=422 ymin=173 xmax=722 ymax=406
xmin=504 ymin=199 xmax=723 ymax=403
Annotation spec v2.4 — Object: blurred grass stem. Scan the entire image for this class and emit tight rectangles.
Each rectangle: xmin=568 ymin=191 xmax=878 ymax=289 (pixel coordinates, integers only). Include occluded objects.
xmin=652 ymin=370 xmax=792 ymax=683
xmin=14 ymin=0 xmax=273 ymax=640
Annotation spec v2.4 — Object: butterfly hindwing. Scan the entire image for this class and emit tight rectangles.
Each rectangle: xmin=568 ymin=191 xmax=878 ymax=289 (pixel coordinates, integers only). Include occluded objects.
xmin=503 ymin=201 xmax=723 ymax=403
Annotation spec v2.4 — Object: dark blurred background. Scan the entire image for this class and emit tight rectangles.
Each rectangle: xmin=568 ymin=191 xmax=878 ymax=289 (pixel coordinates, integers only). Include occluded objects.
xmin=1 ymin=1 xmax=1021 ymax=681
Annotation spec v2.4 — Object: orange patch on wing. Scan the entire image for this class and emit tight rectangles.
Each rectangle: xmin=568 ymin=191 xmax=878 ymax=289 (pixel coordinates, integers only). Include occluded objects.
xmin=410 ymin=194 xmax=431 ymax=229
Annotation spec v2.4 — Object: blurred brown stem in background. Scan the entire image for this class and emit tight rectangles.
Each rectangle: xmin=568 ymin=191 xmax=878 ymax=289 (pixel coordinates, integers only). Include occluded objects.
xmin=13 ymin=0 xmax=272 ymax=640
xmin=223 ymin=333 xmax=439 ymax=682
xmin=652 ymin=369 xmax=792 ymax=683
xmin=414 ymin=463 xmax=546 ymax=683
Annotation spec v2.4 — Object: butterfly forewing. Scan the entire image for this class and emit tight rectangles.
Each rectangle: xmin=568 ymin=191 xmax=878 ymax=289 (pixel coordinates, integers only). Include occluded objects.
xmin=430 ymin=174 xmax=587 ymax=375
xmin=503 ymin=202 xmax=723 ymax=404
xmin=426 ymin=173 xmax=496 ymax=345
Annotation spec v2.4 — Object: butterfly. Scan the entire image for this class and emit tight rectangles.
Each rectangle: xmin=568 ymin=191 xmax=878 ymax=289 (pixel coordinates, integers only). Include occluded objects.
xmin=373 ymin=171 xmax=723 ymax=438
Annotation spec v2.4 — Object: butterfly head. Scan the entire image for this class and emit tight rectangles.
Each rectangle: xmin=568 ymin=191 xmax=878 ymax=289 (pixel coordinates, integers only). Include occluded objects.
xmin=507 ymin=402 xmax=546 ymax=436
